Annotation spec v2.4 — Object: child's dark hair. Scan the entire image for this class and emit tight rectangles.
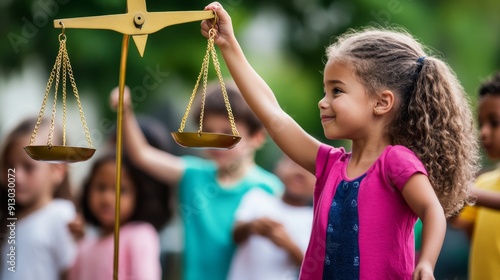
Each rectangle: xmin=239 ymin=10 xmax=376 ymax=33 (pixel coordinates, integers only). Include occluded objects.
xmin=193 ymin=81 xmax=263 ymax=135
xmin=80 ymin=153 xmax=171 ymax=230
xmin=479 ymin=72 xmax=500 ymax=97
xmin=326 ymin=27 xmax=480 ymax=217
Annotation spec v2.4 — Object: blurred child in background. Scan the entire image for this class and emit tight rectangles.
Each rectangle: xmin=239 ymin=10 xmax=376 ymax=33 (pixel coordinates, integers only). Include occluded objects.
xmin=69 ymin=153 xmax=171 ymax=280
xmin=106 ymin=113 xmax=179 ymax=279
xmin=453 ymin=72 xmax=500 ymax=280
xmin=227 ymin=155 xmax=315 ymax=280
xmin=0 ymin=117 xmax=76 ymax=280
xmin=110 ymin=82 xmax=283 ymax=280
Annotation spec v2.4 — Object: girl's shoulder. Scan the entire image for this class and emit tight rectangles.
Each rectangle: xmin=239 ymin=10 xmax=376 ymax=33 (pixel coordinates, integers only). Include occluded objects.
xmin=51 ymin=199 xmax=76 ymax=220
xmin=318 ymin=143 xmax=348 ymax=157
xmin=382 ymin=145 xmax=425 ymax=169
xmin=318 ymin=144 xmax=418 ymax=162
xmin=317 ymin=143 xmax=349 ymax=167
xmin=119 ymin=222 xmax=159 ymax=254
xmin=316 ymin=144 xmax=349 ymax=178
xmin=120 ymin=221 xmax=157 ymax=237
xmin=384 ymin=144 xmax=418 ymax=157
xmin=27 ymin=199 xmax=76 ymax=223
xmin=50 ymin=198 xmax=76 ymax=212
xmin=380 ymin=145 xmax=428 ymax=190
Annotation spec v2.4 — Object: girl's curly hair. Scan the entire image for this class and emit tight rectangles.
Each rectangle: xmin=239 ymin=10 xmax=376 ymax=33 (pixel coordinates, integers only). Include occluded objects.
xmin=326 ymin=27 xmax=480 ymax=217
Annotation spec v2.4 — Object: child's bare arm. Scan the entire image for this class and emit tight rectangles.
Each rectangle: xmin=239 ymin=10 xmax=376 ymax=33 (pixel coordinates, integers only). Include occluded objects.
xmin=471 ymin=187 xmax=500 ymax=210
xmin=201 ymin=2 xmax=320 ymax=174
xmin=448 ymin=187 xmax=499 ymax=239
xmin=402 ymin=173 xmax=446 ymax=280
xmin=264 ymin=219 xmax=304 ymax=266
xmin=67 ymin=214 xmax=85 ymax=242
xmin=233 ymin=218 xmax=304 ymax=266
xmin=110 ymin=86 xmax=184 ymax=185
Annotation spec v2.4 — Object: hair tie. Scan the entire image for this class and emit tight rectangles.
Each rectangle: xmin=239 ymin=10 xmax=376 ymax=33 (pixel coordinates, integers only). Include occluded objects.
xmin=416 ymin=56 xmax=426 ymax=75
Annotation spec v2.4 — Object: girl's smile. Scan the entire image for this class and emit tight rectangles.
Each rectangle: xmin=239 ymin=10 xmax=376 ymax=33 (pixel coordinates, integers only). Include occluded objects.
xmin=321 ymin=115 xmax=336 ymax=123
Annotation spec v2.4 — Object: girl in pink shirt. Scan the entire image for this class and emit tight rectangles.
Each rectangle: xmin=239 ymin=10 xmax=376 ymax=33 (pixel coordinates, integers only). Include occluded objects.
xmin=201 ymin=2 xmax=479 ymax=279
xmin=69 ymin=153 xmax=171 ymax=280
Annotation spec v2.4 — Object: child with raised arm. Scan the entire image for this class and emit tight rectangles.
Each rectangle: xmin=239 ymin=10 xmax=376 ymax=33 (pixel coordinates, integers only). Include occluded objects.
xmin=109 ymin=82 xmax=283 ymax=280
xmin=202 ymin=2 xmax=479 ymax=279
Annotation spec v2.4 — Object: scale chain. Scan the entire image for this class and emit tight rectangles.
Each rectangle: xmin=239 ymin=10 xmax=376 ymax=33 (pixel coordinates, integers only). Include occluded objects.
xmin=29 ymin=31 xmax=94 ymax=149
xmin=62 ymin=37 xmax=68 ymax=147
xmin=199 ymin=34 xmax=211 ymax=135
xmin=47 ymin=37 xmax=64 ymax=148
xmin=208 ymin=29 xmax=239 ymax=136
xmin=178 ymin=26 xmax=239 ymax=137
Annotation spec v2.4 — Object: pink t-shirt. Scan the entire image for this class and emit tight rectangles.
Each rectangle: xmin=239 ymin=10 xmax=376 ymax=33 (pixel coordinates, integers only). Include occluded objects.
xmin=69 ymin=222 xmax=161 ymax=280
xmin=299 ymin=144 xmax=427 ymax=280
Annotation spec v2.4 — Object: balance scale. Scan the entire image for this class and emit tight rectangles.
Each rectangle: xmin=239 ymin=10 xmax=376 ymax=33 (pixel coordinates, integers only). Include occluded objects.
xmin=22 ymin=1 xmax=241 ymax=278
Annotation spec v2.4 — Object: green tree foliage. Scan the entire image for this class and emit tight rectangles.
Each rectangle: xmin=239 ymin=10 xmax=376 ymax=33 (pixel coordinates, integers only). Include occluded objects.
xmin=2 ymin=0 xmax=499 ymax=164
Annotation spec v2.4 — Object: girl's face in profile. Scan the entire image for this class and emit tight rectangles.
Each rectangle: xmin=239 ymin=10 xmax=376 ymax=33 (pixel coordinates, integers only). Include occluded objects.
xmin=319 ymin=59 xmax=375 ymax=140
xmin=88 ymin=160 xmax=137 ymax=231
xmin=478 ymin=94 xmax=500 ymax=160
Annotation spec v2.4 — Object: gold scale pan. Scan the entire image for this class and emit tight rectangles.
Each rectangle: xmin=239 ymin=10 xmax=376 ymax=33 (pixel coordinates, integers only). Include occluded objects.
xmin=171 ymin=17 xmax=241 ymax=150
xmin=23 ymin=23 xmax=96 ymax=163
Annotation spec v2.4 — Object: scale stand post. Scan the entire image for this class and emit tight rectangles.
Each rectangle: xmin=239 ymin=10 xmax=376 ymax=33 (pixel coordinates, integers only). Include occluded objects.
xmin=52 ymin=1 xmax=214 ymax=279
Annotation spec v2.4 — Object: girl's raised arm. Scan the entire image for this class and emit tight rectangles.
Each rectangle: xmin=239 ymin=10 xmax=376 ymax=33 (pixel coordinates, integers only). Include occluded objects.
xmin=202 ymin=2 xmax=321 ymax=173
xmin=110 ymin=86 xmax=185 ymax=185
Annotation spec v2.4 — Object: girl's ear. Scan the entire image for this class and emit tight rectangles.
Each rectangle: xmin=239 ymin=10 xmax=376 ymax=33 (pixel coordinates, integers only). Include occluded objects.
xmin=373 ymin=90 xmax=395 ymax=115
